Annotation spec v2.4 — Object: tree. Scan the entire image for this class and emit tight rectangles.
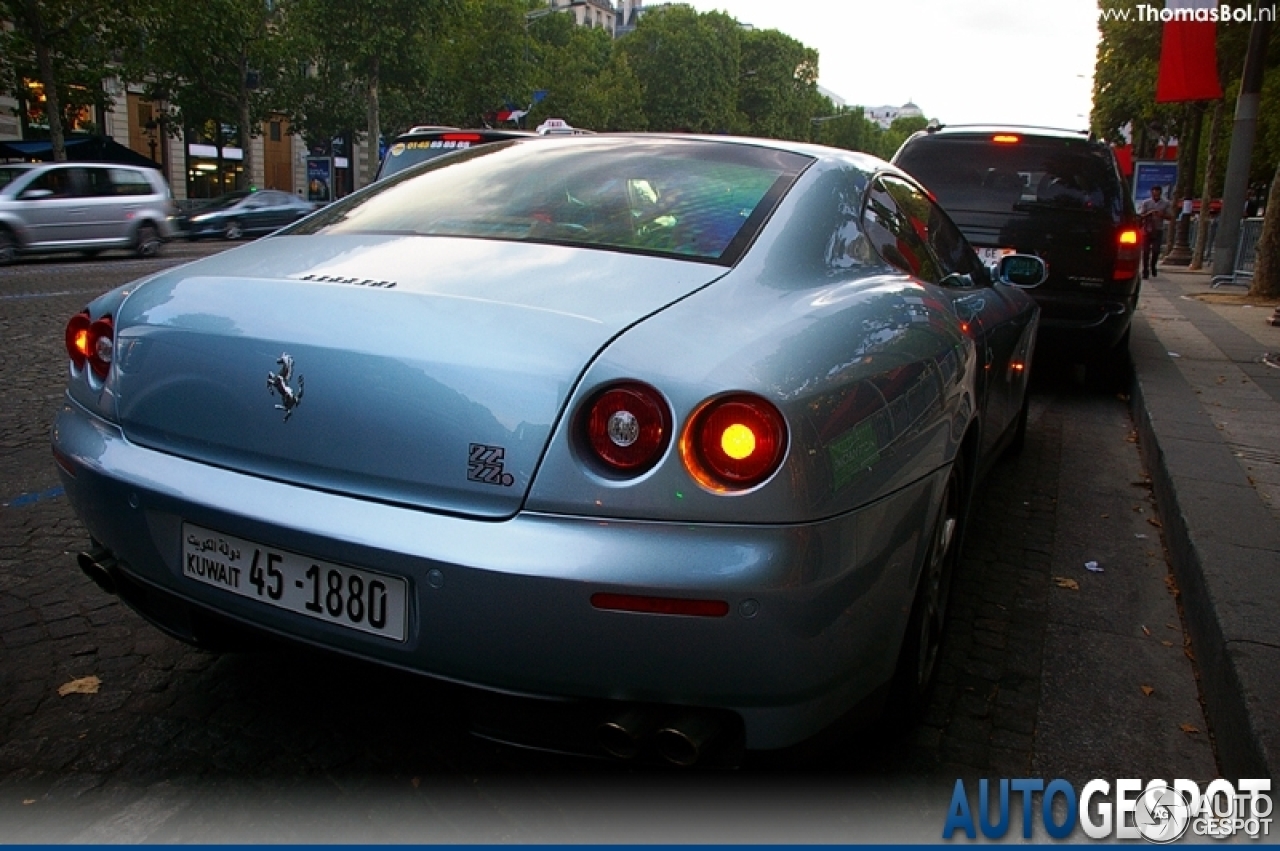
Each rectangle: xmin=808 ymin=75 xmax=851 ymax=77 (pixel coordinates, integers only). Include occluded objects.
xmin=136 ymin=0 xmax=285 ymax=190
xmin=1249 ymin=159 xmax=1280 ymax=297
xmin=737 ymin=28 xmax=821 ymax=141
xmin=0 ymin=0 xmax=133 ymax=160
xmin=617 ymin=5 xmax=740 ymax=133
xmin=286 ymin=0 xmax=460 ymax=184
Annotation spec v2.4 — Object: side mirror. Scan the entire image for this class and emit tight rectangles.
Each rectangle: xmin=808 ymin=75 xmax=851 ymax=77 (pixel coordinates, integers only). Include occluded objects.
xmin=996 ymin=254 xmax=1048 ymax=288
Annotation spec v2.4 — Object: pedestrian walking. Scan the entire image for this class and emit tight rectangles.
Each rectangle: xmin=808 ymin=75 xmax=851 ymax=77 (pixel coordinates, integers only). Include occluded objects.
xmin=1138 ymin=185 xmax=1173 ymax=278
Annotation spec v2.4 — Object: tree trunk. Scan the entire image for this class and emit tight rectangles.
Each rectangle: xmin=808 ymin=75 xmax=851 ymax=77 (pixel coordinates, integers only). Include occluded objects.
xmin=1248 ymin=160 xmax=1280 ymax=298
xmin=238 ymin=57 xmax=255 ymax=190
xmin=33 ymin=29 xmax=67 ymax=162
xmin=366 ymin=57 xmax=381 ymax=188
xmin=1190 ymin=100 xmax=1225 ymax=271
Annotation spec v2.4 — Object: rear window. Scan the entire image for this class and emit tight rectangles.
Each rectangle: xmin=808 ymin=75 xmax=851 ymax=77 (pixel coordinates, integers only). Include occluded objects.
xmin=896 ymin=135 xmax=1124 ymax=218
xmin=299 ymin=138 xmax=810 ymax=265
xmin=378 ymin=134 xmax=506 ymax=180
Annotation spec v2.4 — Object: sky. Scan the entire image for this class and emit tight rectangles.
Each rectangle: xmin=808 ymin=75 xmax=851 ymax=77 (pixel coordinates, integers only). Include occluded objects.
xmin=679 ymin=0 xmax=1103 ymax=130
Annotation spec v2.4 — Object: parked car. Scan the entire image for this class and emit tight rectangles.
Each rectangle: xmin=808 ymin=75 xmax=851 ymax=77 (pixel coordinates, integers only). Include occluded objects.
xmin=893 ymin=125 xmax=1139 ymax=368
xmin=375 ymin=126 xmax=536 ymax=181
xmin=0 ymin=161 xmax=175 ymax=264
xmin=180 ymin=189 xmax=316 ymax=241
xmin=55 ymin=134 xmax=1040 ymax=766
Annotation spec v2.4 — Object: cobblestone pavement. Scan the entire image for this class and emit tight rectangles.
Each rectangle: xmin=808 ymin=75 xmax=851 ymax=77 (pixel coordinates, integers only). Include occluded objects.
xmin=0 ymin=247 xmax=1217 ymax=842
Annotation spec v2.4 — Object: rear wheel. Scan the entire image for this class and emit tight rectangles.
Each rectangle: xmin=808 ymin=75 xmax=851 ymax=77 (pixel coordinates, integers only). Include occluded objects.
xmin=134 ymin=223 xmax=161 ymax=258
xmin=885 ymin=458 xmax=965 ymax=727
xmin=0 ymin=228 xmax=16 ymax=265
xmin=223 ymin=220 xmax=244 ymax=240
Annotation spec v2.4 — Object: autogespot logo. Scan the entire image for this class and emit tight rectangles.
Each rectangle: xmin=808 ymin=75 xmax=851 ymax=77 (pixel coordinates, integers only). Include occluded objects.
xmin=943 ymin=778 xmax=1272 ymax=842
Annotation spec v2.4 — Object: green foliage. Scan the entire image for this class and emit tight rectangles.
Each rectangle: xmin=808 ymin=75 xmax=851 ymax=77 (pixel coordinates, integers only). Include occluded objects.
xmin=737 ymin=28 xmax=822 ymax=140
xmin=617 ymin=5 xmax=740 ymax=132
xmin=0 ymin=0 xmax=139 ymax=153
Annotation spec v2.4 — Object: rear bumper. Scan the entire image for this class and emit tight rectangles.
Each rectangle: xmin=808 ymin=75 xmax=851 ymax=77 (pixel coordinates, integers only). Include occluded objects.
xmin=1030 ymin=289 xmax=1135 ymax=357
xmin=53 ymin=399 xmax=939 ymax=750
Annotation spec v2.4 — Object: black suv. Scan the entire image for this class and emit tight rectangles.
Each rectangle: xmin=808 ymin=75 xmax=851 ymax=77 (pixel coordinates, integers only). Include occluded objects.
xmin=375 ymin=127 xmax=536 ymax=181
xmin=893 ymin=126 xmax=1140 ymax=366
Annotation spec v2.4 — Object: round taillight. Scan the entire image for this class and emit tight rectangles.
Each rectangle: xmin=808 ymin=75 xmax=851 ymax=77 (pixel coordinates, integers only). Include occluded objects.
xmin=582 ymin=382 xmax=671 ymax=474
xmin=65 ymin=312 xmax=92 ymax=369
xmin=87 ymin=317 xmax=114 ymax=378
xmin=682 ymin=394 xmax=787 ymax=491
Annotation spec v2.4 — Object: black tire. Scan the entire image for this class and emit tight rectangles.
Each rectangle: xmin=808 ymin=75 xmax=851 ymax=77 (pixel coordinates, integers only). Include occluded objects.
xmin=223 ymin=220 xmax=244 ymax=240
xmin=884 ymin=458 xmax=966 ymax=728
xmin=134 ymin=223 xmax=161 ymax=258
xmin=0 ymin=228 xmax=16 ymax=266
xmin=1090 ymin=327 xmax=1133 ymax=393
xmin=80 ymin=249 xmax=102 ymax=260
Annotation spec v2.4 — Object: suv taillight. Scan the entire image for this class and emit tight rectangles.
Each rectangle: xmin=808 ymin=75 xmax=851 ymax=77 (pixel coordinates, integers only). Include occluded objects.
xmin=1114 ymin=227 xmax=1141 ymax=281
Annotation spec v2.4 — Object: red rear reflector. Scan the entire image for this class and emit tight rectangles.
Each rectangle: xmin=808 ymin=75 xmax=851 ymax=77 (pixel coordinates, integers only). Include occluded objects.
xmin=591 ymin=593 xmax=729 ymax=618
xmin=992 ymin=134 xmax=1020 ymax=144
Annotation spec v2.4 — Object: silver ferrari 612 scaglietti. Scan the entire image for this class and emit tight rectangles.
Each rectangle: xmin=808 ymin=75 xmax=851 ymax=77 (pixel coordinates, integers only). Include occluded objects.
xmin=54 ymin=134 xmax=1041 ymax=767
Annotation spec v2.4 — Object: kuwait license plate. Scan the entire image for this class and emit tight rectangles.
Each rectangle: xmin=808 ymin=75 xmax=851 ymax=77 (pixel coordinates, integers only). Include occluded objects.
xmin=977 ymin=247 xmax=1015 ymax=265
xmin=182 ymin=523 xmax=408 ymax=641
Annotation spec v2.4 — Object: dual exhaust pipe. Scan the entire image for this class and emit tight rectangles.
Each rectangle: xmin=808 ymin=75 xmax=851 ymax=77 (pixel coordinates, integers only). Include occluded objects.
xmin=77 ymin=544 xmax=118 ymax=596
xmin=597 ymin=708 xmax=722 ymax=767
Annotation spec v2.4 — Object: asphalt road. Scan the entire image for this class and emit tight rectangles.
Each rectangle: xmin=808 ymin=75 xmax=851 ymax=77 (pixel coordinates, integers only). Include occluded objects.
xmin=0 ymin=240 xmax=1217 ymax=842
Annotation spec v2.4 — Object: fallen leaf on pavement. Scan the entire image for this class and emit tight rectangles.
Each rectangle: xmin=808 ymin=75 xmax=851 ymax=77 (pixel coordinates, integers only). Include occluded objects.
xmin=1053 ymin=577 xmax=1080 ymax=591
xmin=1142 ymin=625 xmax=1151 ymax=636
xmin=22 ymin=799 xmax=35 ymax=805
xmin=1162 ymin=640 xmax=1174 ymax=647
xmin=57 ymin=676 xmax=100 ymax=697
xmin=1180 ymin=724 xmax=1200 ymax=735
xmin=1141 ymin=686 xmax=1154 ymax=697
xmin=1147 ymin=517 xmax=1163 ymax=528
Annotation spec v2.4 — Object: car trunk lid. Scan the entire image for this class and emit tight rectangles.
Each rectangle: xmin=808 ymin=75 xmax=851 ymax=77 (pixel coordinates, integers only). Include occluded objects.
xmin=112 ymin=234 xmax=724 ymax=518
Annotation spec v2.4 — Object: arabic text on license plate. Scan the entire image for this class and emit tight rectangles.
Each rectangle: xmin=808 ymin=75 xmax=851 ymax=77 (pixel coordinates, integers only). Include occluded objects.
xmin=182 ymin=524 xmax=408 ymax=641
xmin=978 ymin=247 xmax=1015 ymax=264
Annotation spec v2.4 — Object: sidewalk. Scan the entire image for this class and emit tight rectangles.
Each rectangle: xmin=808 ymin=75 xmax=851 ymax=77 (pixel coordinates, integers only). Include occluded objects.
xmin=1129 ymin=264 xmax=1280 ymax=780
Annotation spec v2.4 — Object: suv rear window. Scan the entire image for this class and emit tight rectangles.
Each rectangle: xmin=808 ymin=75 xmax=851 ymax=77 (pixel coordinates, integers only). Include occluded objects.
xmin=300 ymin=138 xmax=809 ymax=265
xmin=895 ymin=136 xmax=1123 ymax=219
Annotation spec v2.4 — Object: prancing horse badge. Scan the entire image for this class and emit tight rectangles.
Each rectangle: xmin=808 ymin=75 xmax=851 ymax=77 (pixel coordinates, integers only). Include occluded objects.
xmin=267 ymin=353 xmax=304 ymax=422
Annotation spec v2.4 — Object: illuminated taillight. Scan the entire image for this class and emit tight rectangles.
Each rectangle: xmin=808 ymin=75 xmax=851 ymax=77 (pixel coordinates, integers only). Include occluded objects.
xmin=1115 ymin=227 xmax=1141 ymax=280
xmin=582 ymin=382 xmax=671 ymax=474
xmin=65 ymin=312 xmax=92 ymax=369
xmin=992 ymin=134 xmax=1020 ymax=144
xmin=67 ymin=313 xmax=114 ymax=379
xmin=681 ymin=394 xmax=787 ymax=491
xmin=442 ymin=133 xmax=482 ymax=143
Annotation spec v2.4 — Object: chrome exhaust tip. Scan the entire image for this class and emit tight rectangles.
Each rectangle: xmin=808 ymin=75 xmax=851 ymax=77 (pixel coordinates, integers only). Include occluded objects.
xmin=653 ymin=713 xmax=721 ymax=767
xmin=77 ymin=546 xmax=118 ymax=595
xmin=596 ymin=708 xmax=657 ymax=760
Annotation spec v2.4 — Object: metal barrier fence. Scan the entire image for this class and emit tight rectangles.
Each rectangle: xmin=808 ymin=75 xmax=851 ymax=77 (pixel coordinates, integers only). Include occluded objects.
xmin=1188 ymin=216 xmax=1217 ymax=263
xmin=1212 ymin=217 xmax=1264 ymax=288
